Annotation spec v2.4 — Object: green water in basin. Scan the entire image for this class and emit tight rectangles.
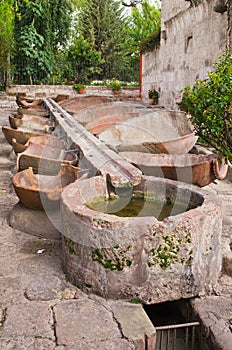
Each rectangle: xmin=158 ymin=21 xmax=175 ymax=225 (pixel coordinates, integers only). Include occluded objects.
xmin=86 ymin=194 xmax=196 ymax=221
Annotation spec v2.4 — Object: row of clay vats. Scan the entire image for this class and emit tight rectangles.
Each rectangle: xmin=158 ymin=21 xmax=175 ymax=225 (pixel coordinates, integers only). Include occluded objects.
xmin=2 ymin=96 xmax=83 ymax=211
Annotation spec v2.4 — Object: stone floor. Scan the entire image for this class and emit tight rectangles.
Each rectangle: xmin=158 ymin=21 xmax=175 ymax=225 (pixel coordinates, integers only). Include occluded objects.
xmin=0 ymin=105 xmax=231 ymax=349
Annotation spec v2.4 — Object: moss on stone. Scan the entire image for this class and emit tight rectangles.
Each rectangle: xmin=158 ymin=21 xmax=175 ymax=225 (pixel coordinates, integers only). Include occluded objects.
xmin=91 ymin=246 xmax=132 ymax=271
xmin=64 ymin=236 xmax=78 ymax=255
xmin=148 ymin=231 xmax=193 ymax=269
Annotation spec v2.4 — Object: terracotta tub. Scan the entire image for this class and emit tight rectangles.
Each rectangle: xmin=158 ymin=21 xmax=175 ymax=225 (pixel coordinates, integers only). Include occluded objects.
xmin=2 ymin=126 xmax=47 ymax=145
xmin=18 ymin=107 xmax=49 ymax=117
xmin=119 ymin=152 xmax=228 ymax=187
xmin=11 ymin=134 xmax=66 ymax=154
xmin=13 ymin=164 xmax=80 ymax=210
xmin=98 ymin=111 xmax=198 ymax=154
xmin=59 ymin=96 xmax=111 ymax=114
xmin=9 ymin=115 xmax=54 ymax=132
xmin=17 ymin=142 xmax=78 ymax=175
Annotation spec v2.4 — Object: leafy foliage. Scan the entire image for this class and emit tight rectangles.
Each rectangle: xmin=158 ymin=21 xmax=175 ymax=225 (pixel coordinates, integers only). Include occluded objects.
xmin=127 ymin=0 xmax=161 ymax=54
xmin=177 ymin=52 xmax=232 ymax=161
xmin=76 ymin=0 xmax=130 ymax=80
xmin=148 ymin=87 xmax=159 ymax=100
xmin=66 ymin=35 xmax=103 ymax=84
xmin=140 ymin=28 xmax=161 ymax=53
xmin=73 ymin=83 xmax=85 ymax=90
xmin=1 ymin=0 xmax=161 ymax=85
xmin=110 ymin=78 xmax=122 ymax=91
xmin=13 ymin=0 xmax=72 ymax=84
xmin=0 ymin=0 xmax=15 ymax=86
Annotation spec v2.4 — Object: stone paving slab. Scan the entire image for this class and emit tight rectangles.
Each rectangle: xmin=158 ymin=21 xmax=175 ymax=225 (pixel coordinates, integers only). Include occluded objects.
xmin=191 ymin=296 xmax=232 ymax=350
xmin=54 ymin=299 xmax=122 ymax=345
xmin=0 ymin=337 xmax=56 ymax=350
xmin=1 ymin=301 xmax=55 ymax=339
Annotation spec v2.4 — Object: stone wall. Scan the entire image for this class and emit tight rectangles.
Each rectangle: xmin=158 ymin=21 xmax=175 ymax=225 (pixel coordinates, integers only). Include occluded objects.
xmin=6 ymin=85 xmax=139 ymax=99
xmin=142 ymin=0 xmax=227 ymax=109
xmin=0 ymin=85 xmax=140 ymax=109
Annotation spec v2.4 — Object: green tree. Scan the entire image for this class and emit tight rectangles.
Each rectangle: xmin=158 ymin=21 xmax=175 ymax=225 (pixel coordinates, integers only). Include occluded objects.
xmin=0 ymin=0 xmax=15 ymax=87
xmin=66 ymin=35 xmax=103 ymax=83
xmin=77 ymin=0 xmax=130 ymax=79
xmin=127 ymin=0 xmax=161 ymax=54
xmin=13 ymin=0 xmax=73 ymax=84
xmin=177 ymin=52 xmax=232 ymax=161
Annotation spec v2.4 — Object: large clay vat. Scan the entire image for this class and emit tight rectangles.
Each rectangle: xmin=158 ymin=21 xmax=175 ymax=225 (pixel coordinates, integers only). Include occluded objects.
xmin=61 ymin=175 xmax=222 ymax=304
xmin=98 ymin=111 xmax=198 ymax=154
xmin=72 ymin=102 xmax=147 ymax=125
xmin=85 ymin=112 xmax=144 ymax=135
xmin=17 ymin=143 xmax=78 ymax=175
xmin=12 ymin=165 xmax=80 ymax=210
xmin=119 ymin=152 xmax=228 ymax=187
xmin=2 ymin=126 xmax=47 ymax=145
xmin=9 ymin=115 xmax=54 ymax=132
xmin=59 ymin=96 xmax=111 ymax=114
xmin=18 ymin=107 xmax=49 ymax=117
xmin=11 ymin=134 xmax=66 ymax=154
xmin=16 ymin=96 xmax=43 ymax=108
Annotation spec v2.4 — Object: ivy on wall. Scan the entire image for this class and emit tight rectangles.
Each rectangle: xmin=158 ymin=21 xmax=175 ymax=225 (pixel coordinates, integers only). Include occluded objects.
xmin=139 ymin=28 xmax=161 ymax=53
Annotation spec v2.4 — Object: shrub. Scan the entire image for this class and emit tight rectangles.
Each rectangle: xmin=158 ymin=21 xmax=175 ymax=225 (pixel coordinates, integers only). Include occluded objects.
xmin=177 ymin=52 xmax=232 ymax=161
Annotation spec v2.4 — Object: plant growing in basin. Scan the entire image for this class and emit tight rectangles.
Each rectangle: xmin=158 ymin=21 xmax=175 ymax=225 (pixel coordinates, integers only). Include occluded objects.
xmin=73 ymin=83 xmax=85 ymax=94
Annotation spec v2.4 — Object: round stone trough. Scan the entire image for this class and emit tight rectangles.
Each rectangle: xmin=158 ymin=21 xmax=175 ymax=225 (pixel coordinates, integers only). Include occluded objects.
xmin=60 ymin=175 xmax=222 ymax=304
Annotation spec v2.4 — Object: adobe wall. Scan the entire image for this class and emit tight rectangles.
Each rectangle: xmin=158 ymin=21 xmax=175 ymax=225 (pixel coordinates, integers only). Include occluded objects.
xmin=142 ymin=0 xmax=227 ymax=109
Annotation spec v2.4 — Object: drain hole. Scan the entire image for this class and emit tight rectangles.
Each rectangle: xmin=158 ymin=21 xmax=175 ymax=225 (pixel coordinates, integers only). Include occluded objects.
xmin=143 ymin=300 xmax=200 ymax=350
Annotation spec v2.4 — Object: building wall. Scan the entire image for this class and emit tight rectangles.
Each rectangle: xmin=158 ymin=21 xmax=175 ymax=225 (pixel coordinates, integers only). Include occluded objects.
xmin=142 ymin=0 xmax=227 ymax=109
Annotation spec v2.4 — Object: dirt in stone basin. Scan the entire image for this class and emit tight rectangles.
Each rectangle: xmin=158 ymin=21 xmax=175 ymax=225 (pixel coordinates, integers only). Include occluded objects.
xmin=20 ymin=239 xmax=61 ymax=255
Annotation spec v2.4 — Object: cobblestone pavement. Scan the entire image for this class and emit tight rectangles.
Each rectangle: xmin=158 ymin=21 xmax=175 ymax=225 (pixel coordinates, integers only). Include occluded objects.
xmin=0 ymin=106 xmax=231 ymax=349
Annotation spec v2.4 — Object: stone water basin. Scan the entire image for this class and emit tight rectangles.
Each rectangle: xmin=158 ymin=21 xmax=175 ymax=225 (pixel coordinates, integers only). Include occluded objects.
xmin=119 ymin=152 xmax=228 ymax=187
xmin=61 ymin=175 xmax=222 ymax=304
xmin=98 ymin=111 xmax=198 ymax=154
